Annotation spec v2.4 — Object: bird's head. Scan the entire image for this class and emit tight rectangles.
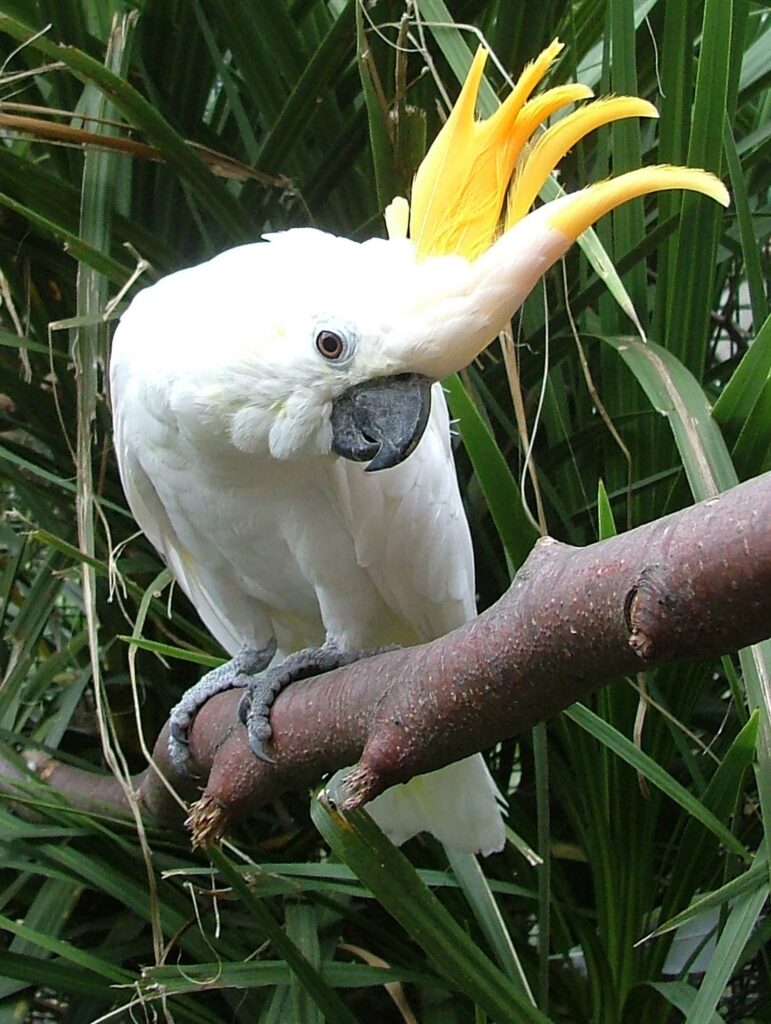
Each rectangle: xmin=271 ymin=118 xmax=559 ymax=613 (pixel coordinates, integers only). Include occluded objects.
xmin=130 ymin=40 xmax=727 ymax=469
xmin=276 ymin=39 xmax=728 ymax=469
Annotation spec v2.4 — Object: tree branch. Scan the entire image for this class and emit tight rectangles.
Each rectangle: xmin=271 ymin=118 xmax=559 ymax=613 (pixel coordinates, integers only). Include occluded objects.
xmin=3 ymin=473 xmax=770 ymax=847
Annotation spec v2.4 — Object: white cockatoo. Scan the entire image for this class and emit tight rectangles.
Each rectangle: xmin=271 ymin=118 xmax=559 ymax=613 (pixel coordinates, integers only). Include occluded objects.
xmin=110 ymin=41 xmax=728 ymax=855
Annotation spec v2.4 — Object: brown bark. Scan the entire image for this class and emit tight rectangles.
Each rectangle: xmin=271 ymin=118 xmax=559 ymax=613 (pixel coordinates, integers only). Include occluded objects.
xmin=3 ymin=472 xmax=770 ymax=846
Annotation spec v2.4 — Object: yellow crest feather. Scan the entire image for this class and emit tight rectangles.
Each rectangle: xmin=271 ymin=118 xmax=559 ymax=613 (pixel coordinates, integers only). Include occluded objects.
xmin=410 ymin=41 xmax=567 ymax=260
xmin=548 ymin=166 xmax=730 ymax=240
xmin=404 ymin=40 xmax=728 ymax=260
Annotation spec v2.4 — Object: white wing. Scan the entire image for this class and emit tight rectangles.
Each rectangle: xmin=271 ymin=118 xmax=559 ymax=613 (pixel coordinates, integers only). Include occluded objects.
xmin=110 ymin=349 xmax=272 ymax=656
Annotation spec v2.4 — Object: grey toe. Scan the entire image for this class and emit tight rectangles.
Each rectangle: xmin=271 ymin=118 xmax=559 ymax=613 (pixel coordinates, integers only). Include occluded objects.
xmin=166 ymin=639 xmax=276 ymax=777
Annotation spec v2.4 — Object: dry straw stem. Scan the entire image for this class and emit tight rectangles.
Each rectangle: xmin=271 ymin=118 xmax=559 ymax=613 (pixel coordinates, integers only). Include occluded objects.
xmin=0 ymin=110 xmax=289 ymax=186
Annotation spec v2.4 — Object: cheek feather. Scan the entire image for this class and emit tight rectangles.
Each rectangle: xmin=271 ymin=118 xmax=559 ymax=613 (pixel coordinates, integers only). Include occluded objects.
xmin=267 ymin=394 xmax=334 ymax=460
xmin=230 ymin=403 xmax=277 ymax=454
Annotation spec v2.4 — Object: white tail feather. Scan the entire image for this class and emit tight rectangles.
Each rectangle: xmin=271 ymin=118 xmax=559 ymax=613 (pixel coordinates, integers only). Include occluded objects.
xmin=348 ymin=754 xmax=506 ymax=856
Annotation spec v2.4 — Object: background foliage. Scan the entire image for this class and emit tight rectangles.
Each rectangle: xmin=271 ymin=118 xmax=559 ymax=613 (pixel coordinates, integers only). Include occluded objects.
xmin=0 ymin=1 xmax=769 ymax=1021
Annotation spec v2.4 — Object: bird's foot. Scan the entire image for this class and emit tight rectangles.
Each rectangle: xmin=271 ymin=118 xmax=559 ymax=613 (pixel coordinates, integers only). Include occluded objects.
xmin=168 ymin=639 xmax=277 ymax=775
xmin=238 ymin=641 xmax=389 ymax=763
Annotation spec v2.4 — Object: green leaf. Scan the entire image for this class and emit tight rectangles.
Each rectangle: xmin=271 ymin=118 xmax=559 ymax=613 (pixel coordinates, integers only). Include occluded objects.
xmin=141 ymin=959 xmax=428 ymax=993
xmin=565 ymin=705 xmax=749 ymax=860
xmin=722 ymin=120 xmax=769 ymax=332
xmin=712 ymin=312 xmax=771 ymax=443
xmin=644 ymin=852 xmax=768 ymax=942
xmin=258 ymin=0 xmax=356 ymax=176
xmin=0 ymin=6 xmax=252 ymax=242
xmin=608 ymin=0 xmax=647 ymax=319
xmin=596 ymin=479 xmax=617 ymax=539
xmin=663 ymin=712 xmax=759 ymax=921
xmin=286 ymin=901 xmax=323 ymax=1024
xmin=0 ymin=910 xmax=132 ymax=983
xmin=354 ymin=0 xmax=397 ymax=211
xmin=646 ymin=980 xmax=724 ymax=1023
xmin=446 ymin=849 xmax=534 ymax=996
xmin=683 ymin=885 xmax=767 ymax=1023
xmin=444 ymin=373 xmax=540 ymax=569
xmin=731 ymin=374 xmax=771 ymax=479
xmin=312 ymin=794 xmax=555 ymax=1024
xmin=601 ymin=335 xmax=738 ymax=497
xmin=117 ymin=635 xmax=222 ymax=668
xmin=208 ymin=847 xmax=361 ymax=1024
xmin=0 ymin=189 xmax=128 ymax=281
xmin=0 ymin=951 xmax=116 ymax=998
xmin=663 ymin=0 xmax=736 ymax=375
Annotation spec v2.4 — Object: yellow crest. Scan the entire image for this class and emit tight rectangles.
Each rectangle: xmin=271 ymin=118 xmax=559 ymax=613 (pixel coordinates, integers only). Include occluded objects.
xmin=397 ymin=40 xmax=727 ymax=260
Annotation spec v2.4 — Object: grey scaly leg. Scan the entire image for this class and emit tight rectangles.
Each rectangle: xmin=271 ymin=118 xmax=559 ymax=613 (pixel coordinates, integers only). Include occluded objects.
xmin=238 ymin=640 xmax=389 ymax=764
xmin=168 ymin=638 xmax=277 ymax=774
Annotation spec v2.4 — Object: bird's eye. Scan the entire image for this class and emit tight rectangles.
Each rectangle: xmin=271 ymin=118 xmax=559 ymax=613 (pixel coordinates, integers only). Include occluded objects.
xmin=315 ymin=330 xmax=345 ymax=360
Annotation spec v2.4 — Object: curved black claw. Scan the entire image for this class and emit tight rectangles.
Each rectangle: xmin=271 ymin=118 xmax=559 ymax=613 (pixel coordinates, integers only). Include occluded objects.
xmin=238 ymin=642 xmax=383 ymax=764
xmin=167 ymin=638 xmax=277 ymax=776
xmin=237 ymin=671 xmax=287 ymax=764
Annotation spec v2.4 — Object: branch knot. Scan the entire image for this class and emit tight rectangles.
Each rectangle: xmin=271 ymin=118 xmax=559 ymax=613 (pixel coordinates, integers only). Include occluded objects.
xmin=626 ymin=565 xmax=673 ymax=661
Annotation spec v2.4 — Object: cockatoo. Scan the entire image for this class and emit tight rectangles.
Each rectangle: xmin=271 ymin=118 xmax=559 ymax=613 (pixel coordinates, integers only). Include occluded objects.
xmin=110 ymin=41 xmax=728 ymax=855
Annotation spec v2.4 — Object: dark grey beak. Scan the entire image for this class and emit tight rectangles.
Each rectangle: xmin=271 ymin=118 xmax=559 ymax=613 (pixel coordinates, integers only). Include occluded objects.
xmin=330 ymin=373 xmax=433 ymax=472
